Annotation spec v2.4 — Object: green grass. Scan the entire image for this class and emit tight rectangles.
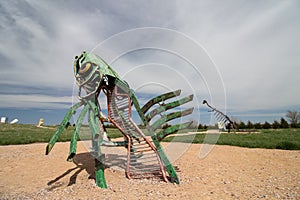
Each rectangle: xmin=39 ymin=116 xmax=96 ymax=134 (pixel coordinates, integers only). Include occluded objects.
xmin=0 ymin=124 xmax=62 ymax=145
xmin=162 ymin=129 xmax=300 ymax=150
xmin=0 ymin=124 xmax=122 ymax=145
xmin=1 ymin=124 xmax=299 ymax=150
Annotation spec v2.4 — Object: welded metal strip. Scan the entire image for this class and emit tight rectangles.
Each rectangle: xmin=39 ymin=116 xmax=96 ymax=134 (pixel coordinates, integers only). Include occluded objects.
xmin=141 ymin=89 xmax=181 ymax=114
xmin=151 ymin=107 xmax=194 ymax=131
xmin=145 ymin=94 xmax=194 ymax=122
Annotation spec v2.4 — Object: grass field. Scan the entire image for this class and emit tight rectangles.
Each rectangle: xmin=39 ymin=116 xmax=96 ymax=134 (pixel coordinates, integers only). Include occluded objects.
xmin=0 ymin=124 xmax=299 ymax=150
xmin=0 ymin=124 xmax=122 ymax=145
xmin=163 ymin=129 xmax=300 ymax=150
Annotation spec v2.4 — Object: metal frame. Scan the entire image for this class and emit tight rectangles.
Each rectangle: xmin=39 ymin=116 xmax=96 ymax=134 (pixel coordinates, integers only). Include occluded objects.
xmin=46 ymin=51 xmax=194 ymax=188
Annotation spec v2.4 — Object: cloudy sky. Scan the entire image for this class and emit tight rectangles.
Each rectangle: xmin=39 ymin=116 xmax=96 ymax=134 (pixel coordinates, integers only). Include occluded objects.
xmin=0 ymin=0 xmax=299 ymax=125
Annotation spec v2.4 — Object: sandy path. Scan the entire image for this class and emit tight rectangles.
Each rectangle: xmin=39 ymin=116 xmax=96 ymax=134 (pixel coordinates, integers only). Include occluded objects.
xmin=0 ymin=141 xmax=299 ymax=199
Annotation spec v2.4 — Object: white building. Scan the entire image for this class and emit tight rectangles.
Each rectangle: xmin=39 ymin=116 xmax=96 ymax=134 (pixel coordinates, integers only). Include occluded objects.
xmin=10 ymin=119 xmax=19 ymax=124
xmin=1 ymin=117 xmax=8 ymax=124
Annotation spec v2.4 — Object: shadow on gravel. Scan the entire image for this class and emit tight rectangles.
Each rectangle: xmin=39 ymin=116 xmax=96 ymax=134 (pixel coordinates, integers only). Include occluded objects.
xmin=47 ymin=152 xmax=127 ymax=189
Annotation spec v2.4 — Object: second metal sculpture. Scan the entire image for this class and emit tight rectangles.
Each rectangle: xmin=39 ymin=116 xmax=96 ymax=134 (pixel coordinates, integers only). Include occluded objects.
xmin=46 ymin=51 xmax=194 ymax=188
xmin=203 ymin=100 xmax=237 ymax=132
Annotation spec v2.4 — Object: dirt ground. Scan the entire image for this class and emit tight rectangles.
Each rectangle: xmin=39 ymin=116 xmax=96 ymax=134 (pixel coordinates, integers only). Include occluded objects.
xmin=0 ymin=141 xmax=299 ymax=200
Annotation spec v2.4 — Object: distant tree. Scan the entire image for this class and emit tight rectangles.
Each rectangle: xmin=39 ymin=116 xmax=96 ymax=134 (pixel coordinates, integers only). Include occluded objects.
xmin=188 ymin=119 xmax=198 ymax=129
xmin=237 ymin=121 xmax=246 ymax=129
xmin=280 ymin=117 xmax=289 ymax=128
xmin=198 ymin=123 xmax=203 ymax=130
xmin=272 ymin=120 xmax=280 ymax=129
xmin=225 ymin=123 xmax=232 ymax=131
xmin=161 ymin=122 xmax=171 ymax=129
xmin=231 ymin=117 xmax=240 ymax=125
xmin=262 ymin=121 xmax=271 ymax=129
xmin=254 ymin=122 xmax=262 ymax=129
xmin=285 ymin=110 xmax=300 ymax=128
xmin=246 ymin=120 xmax=254 ymax=129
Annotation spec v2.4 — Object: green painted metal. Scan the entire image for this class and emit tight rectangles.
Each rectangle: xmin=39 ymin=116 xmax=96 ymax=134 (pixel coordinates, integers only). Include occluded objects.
xmin=45 ymin=101 xmax=82 ymax=155
xmin=151 ymin=108 xmax=194 ymax=130
xmin=88 ymin=102 xmax=100 ymax=150
xmin=145 ymin=94 xmax=194 ymax=122
xmin=129 ymin=89 xmax=148 ymax=125
xmin=130 ymin=88 xmax=192 ymax=184
xmin=67 ymin=104 xmax=89 ymax=162
xmin=113 ymin=65 xmax=193 ymax=184
xmin=46 ymin=51 xmax=195 ymax=188
xmin=95 ymin=158 xmax=107 ymax=188
xmin=88 ymin=102 xmax=126 ymax=147
xmin=156 ymin=121 xmax=193 ymax=141
xmin=149 ymin=126 xmax=180 ymax=184
xmin=141 ymin=89 xmax=181 ymax=114
xmin=88 ymin=110 xmax=98 ymax=150
xmin=95 ymin=124 xmax=107 ymax=188
xmin=87 ymin=101 xmax=107 ymax=188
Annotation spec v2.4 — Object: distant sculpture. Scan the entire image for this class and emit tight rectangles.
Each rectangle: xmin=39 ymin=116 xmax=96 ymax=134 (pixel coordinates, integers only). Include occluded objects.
xmin=46 ymin=51 xmax=194 ymax=188
xmin=10 ymin=119 xmax=18 ymax=124
xmin=203 ymin=100 xmax=237 ymax=132
xmin=37 ymin=118 xmax=44 ymax=127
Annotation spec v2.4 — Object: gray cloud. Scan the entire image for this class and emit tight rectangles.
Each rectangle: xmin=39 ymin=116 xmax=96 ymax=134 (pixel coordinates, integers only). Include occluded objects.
xmin=0 ymin=0 xmax=299 ymax=123
xmin=174 ymin=0 xmax=300 ymax=111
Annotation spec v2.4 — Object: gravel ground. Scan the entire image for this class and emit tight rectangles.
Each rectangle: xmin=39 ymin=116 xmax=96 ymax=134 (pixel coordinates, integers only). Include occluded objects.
xmin=0 ymin=141 xmax=299 ymax=199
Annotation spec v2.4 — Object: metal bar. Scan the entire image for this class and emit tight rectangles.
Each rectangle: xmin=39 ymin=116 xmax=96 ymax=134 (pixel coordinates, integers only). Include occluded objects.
xmin=141 ymin=89 xmax=181 ymax=114
xmin=130 ymin=153 xmax=156 ymax=158
xmin=130 ymin=167 xmax=161 ymax=172
xmin=102 ymin=140 xmax=127 ymax=147
xmin=113 ymin=86 xmax=169 ymax=183
xmin=145 ymin=94 xmax=194 ymax=122
xmin=88 ymin=102 xmax=100 ymax=151
xmin=148 ymin=125 xmax=180 ymax=184
xmin=151 ymin=108 xmax=194 ymax=131
xmin=88 ymin=111 xmax=97 ymax=150
xmin=134 ymin=148 xmax=155 ymax=153
xmin=128 ymin=117 xmax=169 ymax=182
xmin=67 ymin=104 xmax=89 ymax=162
xmin=107 ymin=91 xmax=133 ymax=180
xmin=95 ymin=123 xmax=107 ymax=188
xmin=132 ymin=145 xmax=152 ymax=150
xmin=129 ymin=159 xmax=158 ymax=165
xmin=95 ymin=157 xmax=107 ymax=188
xmin=45 ymin=102 xmax=82 ymax=155
xmin=203 ymin=100 xmax=237 ymax=130
xmin=156 ymin=121 xmax=193 ymax=141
